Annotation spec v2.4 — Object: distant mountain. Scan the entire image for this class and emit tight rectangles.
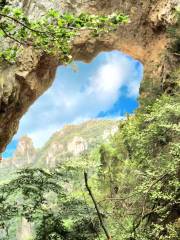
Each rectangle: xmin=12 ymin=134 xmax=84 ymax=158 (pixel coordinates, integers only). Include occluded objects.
xmin=0 ymin=119 xmax=119 ymax=172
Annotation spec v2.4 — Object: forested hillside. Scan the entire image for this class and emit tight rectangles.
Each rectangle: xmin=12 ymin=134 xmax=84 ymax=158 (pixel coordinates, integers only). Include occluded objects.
xmin=0 ymin=94 xmax=179 ymax=240
xmin=0 ymin=119 xmax=118 ymax=178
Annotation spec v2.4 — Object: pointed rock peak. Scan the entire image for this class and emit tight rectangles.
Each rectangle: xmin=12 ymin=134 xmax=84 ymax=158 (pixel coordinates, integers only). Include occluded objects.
xmin=13 ymin=135 xmax=36 ymax=166
xmin=15 ymin=135 xmax=35 ymax=155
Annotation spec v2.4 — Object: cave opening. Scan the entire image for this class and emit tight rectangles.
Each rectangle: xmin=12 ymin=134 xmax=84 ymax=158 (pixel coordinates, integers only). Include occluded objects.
xmin=2 ymin=50 xmax=143 ymax=160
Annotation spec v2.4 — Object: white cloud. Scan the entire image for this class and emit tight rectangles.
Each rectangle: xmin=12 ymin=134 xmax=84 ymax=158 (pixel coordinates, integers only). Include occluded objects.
xmin=14 ymin=51 xmax=143 ymax=147
xmin=127 ymin=80 xmax=140 ymax=97
xmin=28 ymin=126 xmax=59 ymax=148
xmin=88 ymin=61 xmax=123 ymax=104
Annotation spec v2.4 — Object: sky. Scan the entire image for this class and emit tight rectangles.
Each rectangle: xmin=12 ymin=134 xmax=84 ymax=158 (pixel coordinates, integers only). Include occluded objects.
xmin=3 ymin=50 xmax=143 ymax=158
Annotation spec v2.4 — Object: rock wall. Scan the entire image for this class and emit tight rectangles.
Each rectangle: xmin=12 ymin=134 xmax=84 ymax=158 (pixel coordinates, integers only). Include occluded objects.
xmin=0 ymin=0 xmax=179 ymax=154
xmin=67 ymin=136 xmax=88 ymax=156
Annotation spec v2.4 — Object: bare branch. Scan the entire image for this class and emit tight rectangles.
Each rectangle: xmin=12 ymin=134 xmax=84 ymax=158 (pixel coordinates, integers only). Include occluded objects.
xmin=84 ymin=171 xmax=112 ymax=240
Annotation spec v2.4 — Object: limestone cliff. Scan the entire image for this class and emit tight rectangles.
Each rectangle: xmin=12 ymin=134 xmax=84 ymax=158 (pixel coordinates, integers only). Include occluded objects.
xmin=0 ymin=0 xmax=179 ymax=154
xmin=38 ymin=119 xmax=119 ymax=167
xmin=0 ymin=135 xmax=36 ymax=169
xmin=13 ymin=136 xmax=36 ymax=166
xmin=0 ymin=119 xmax=118 ymax=170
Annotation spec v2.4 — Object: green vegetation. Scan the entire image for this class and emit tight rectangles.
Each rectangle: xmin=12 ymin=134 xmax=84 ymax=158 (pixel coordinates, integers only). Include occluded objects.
xmin=0 ymin=1 xmax=128 ymax=64
xmin=0 ymin=94 xmax=179 ymax=239
xmin=0 ymin=168 xmax=101 ymax=240
xmin=98 ymin=94 xmax=180 ymax=239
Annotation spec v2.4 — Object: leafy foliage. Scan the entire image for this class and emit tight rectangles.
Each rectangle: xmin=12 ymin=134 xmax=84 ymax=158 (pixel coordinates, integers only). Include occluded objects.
xmin=0 ymin=168 xmax=101 ymax=240
xmin=98 ymin=95 xmax=180 ymax=239
xmin=0 ymin=3 xmax=128 ymax=64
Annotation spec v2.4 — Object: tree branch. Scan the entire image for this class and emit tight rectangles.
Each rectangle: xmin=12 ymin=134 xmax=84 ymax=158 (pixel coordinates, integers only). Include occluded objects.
xmin=0 ymin=26 xmax=25 ymax=45
xmin=140 ymin=173 xmax=169 ymax=223
xmin=84 ymin=171 xmax=112 ymax=240
xmin=0 ymin=13 xmax=47 ymax=35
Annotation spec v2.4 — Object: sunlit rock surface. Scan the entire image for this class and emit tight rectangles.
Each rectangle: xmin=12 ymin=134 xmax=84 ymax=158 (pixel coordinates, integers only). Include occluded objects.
xmin=67 ymin=136 xmax=88 ymax=156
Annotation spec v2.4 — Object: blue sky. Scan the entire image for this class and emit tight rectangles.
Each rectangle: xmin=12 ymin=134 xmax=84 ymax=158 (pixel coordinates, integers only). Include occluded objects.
xmin=3 ymin=50 xmax=143 ymax=158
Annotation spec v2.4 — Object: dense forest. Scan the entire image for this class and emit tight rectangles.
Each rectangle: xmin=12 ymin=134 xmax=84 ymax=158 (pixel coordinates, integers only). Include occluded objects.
xmin=0 ymin=94 xmax=179 ymax=239
xmin=0 ymin=1 xmax=179 ymax=240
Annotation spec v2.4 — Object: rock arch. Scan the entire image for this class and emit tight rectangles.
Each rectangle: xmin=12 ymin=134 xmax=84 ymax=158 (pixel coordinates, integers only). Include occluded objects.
xmin=0 ymin=0 xmax=179 ymax=153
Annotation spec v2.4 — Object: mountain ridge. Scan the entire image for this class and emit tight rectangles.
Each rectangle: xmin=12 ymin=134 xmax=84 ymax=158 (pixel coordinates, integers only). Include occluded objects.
xmin=0 ymin=119 xmax=119 ymax=171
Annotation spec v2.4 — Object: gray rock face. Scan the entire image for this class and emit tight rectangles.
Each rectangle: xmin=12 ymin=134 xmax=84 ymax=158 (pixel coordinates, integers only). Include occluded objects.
xmin=45 ymin=142 xmax=64 ymax=167
xmin=0 ymin=0 xmax=179 ymax=154
xmin=67 ymin=136 xmax=88 ymax=156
